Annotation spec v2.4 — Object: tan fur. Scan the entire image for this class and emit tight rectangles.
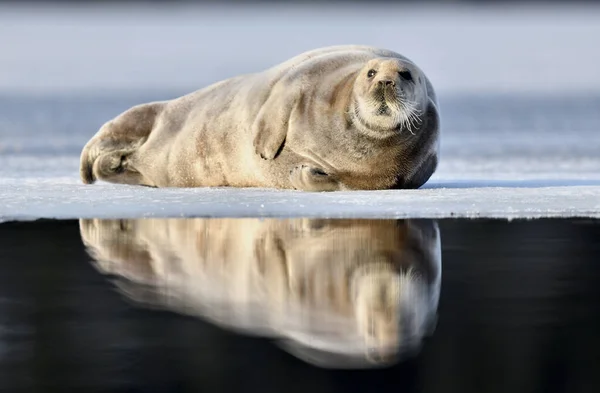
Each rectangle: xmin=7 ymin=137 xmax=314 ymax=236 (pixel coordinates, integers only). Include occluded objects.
xmin=79 ymin=217 xmax=441 ymax=367
xmin=80 ymin=45 xmax=440 ymax=191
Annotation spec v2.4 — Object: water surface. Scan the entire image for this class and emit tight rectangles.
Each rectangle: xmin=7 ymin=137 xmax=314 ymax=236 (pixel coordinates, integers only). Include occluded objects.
xmin=1 ymin=217 xmax=599 ymax=392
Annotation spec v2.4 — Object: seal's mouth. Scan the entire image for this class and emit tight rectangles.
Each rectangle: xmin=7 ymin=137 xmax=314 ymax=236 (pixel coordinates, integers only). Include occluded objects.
xmin=376 ymin=102 xmax=390 ymax=116
xmin=372 ymin=85 xmax=400 ymax=116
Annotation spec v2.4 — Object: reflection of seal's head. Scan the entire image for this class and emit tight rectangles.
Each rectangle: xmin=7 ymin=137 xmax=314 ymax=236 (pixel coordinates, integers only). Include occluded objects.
xmin=350 ymin=261 xmax=430 ymax=364
xmin=352 ymin=58 xmax=426 ymax=137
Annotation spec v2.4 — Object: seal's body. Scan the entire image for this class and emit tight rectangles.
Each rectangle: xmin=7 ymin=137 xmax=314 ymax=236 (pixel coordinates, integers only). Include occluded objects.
xmin=80 ymin=45 xmax=440 ymax=191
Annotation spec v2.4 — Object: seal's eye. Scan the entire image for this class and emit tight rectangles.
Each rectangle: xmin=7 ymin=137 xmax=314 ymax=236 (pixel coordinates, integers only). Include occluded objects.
xmin=398 ymin=70 xmax=412 ymax=81
xmin=367 ymin=69 xmax=377 ymax=78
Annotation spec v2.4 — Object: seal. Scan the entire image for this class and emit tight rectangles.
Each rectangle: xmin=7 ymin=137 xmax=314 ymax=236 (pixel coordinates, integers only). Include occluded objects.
xmin=79 ymin=217 xmax=442 ymax=368
xmin=79 ymin=45 xmax=440 ymax=191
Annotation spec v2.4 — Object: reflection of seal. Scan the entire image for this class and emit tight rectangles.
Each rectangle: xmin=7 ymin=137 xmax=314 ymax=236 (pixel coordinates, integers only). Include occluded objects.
xmin=79 ymin=217 xmax=442 ymax=368
xmin=79 ymin=45 xmax=440 ymax=191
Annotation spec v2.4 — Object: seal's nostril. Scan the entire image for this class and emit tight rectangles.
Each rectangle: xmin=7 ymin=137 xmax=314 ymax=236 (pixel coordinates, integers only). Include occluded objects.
xmin=379 ymin=79 xmax=395 ymax=87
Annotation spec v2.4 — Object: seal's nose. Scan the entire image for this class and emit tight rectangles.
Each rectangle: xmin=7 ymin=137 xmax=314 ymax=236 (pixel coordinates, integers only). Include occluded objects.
xmin=378 ymin=79 xmax=395 ymax=87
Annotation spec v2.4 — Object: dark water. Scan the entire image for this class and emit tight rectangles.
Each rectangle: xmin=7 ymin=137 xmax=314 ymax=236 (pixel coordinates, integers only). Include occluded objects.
xmin=0 ymin=217 xmax=599 ymax=392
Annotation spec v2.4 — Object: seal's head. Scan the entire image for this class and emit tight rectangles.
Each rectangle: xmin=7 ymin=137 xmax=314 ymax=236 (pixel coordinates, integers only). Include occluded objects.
xmin=352 ymin=58 xmax=427 ymax=137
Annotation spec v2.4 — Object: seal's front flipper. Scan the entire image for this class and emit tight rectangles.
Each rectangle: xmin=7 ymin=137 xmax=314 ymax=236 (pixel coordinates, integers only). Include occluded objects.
xmin=252 ymin=113 xmax=287 ymax=160
xmin=251 ymin=84 xmax=298 ymax=160
xmin=289 ymin=164 xmax=344 ymax=192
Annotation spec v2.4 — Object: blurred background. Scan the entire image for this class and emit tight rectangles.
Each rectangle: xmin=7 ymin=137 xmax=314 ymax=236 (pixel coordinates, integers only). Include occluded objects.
xmin=1 ymin=0 xmax=600 ymax=96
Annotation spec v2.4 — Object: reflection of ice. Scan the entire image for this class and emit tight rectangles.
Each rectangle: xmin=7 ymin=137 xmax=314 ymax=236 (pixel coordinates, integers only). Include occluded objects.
xmin=80 ymin=218 xmax=442 ymax=368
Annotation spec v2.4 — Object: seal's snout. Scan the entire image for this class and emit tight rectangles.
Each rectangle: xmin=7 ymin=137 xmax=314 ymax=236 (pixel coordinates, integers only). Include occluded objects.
xmin=378 ymin=79 xmax=395 ymax=87
xmin=373 ymin=79 xmax=400 ymax=108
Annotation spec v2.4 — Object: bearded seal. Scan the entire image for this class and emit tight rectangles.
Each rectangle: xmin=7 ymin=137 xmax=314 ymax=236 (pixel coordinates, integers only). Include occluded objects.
xmin=80 ymin=45 xmax=440 ymax=191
